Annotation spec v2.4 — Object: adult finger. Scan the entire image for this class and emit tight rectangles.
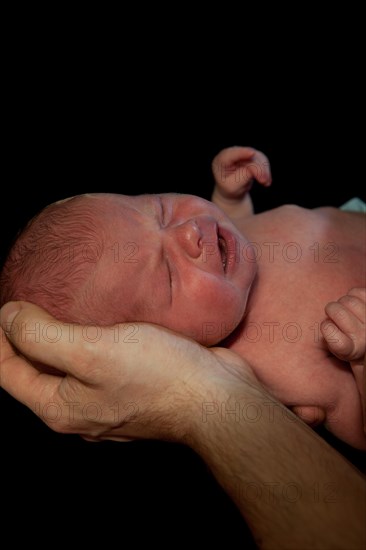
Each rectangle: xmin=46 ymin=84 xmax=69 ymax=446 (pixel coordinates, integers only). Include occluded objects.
xmin=0 ymin=325 xmax=61 ymax=411
xmin=0 ymin=301 xmax=113 ymax=381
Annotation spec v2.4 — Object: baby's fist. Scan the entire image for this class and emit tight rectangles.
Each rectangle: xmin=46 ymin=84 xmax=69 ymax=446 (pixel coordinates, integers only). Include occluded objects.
xmin=321 ymin=288 xmax=366 ymax=362
xmin=212 ymin=146 xmax=272 ymax=200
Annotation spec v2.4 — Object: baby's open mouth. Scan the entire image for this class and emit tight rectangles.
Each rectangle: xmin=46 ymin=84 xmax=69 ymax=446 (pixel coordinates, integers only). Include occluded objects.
xmin=218 ymin=232 xmax=228 ymax=272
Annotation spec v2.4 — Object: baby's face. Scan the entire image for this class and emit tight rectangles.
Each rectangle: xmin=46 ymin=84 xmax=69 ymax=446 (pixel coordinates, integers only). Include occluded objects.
xmin=93 ymin=193 xmax=257 ymax=344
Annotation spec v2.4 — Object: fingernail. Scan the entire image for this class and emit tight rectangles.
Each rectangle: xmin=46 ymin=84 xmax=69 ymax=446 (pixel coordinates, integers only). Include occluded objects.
xmin=0 ymin=302 xmax=21 ymax=327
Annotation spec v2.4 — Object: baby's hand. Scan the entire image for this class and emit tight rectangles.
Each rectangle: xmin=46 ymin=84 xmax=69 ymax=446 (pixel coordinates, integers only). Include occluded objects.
xmin=321 ymin=288 xmax=366 ymax=363
xmin=212 ymin=146 xmax=272 ymax=200
xmin=321 ymin=288 xmax=366 ymax=428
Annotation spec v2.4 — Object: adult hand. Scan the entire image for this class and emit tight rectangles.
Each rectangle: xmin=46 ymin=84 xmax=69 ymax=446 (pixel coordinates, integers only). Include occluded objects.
xmin=2 ymin=301 xmax=366 ymax=549
xmin=0 ymin=301 xmax=256 ymax=443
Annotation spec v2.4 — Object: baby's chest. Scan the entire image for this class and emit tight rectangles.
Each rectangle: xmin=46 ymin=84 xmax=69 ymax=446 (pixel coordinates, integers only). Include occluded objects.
xmin=231 ymin=259 xmax=360 ymax=369
xmin=232 ymin=305 xmax=327 ymax=369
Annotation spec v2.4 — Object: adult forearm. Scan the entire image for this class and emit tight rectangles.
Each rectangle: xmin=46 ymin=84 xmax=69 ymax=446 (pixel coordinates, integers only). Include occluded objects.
xmin=189 ymin=382 xmax=366 ymax=550
xmin=1 ymin=301 xmax=364 ymax=548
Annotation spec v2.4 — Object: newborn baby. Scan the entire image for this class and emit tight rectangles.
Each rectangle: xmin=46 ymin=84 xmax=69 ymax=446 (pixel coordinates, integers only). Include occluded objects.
xmin=1 ymin=147 xmax=365 ymax=449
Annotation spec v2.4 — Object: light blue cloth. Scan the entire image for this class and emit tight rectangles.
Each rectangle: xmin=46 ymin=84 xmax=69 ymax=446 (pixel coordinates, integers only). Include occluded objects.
xmin=340 ymin=197 xmax=366 ymax=213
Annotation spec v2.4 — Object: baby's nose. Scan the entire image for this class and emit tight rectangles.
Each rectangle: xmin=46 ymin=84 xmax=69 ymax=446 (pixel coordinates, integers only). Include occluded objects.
xmin=167 ymin=219 xmax=203 ymax=259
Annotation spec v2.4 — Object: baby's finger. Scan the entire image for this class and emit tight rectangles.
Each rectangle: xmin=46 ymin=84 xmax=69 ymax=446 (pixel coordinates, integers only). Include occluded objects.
xmin=247 ymin=151 xmax=272 ymax=186
xmin=348 ymin=287 xmax=366 ymax=300
xmin=342 ymin=289 xmax=366 ymax=322
xmin=218 ymin=146 xmax=256 ymax=164
xmin=320 ymin=319 xmax=356 ymax=360
xmin=325 ymin=300 xmax=364 ymax=336
xmin=212 ymin=147 xmax=255 ymax=177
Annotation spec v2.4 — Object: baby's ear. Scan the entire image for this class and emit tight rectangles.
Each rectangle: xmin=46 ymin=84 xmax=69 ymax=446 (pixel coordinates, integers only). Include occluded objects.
xmin=290 ymin=405 xmax=326 ymax=427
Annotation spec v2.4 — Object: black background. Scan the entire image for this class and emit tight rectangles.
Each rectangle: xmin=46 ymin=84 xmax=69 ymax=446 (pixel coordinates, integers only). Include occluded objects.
xmin=2 ymin=47 xmax=365 ymax=547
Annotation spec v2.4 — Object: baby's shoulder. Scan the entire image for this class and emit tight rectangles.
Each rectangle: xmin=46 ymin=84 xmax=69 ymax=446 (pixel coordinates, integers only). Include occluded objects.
xmin=240 ymin=203 xmax=363 ymax=243
xmin=250 ymin=204 xmax=312 ymax=224
xmin=241 ymin=204 xmax=314 ymax=236
xmin=257 ymin=203 xmax=322 ymax=221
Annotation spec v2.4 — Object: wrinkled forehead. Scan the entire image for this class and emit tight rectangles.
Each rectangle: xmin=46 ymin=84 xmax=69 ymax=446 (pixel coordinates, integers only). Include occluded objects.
xmin=89 ymin=192 xmax=161 ymax=261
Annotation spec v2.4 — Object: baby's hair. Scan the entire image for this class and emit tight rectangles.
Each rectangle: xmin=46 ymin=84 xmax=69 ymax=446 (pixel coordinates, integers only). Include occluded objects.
xmin=0 ymin=195 xmax=110 ymax=324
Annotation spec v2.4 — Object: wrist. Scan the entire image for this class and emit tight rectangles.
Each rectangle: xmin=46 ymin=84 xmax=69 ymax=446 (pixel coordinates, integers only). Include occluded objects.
xmin=182 ymin=374 xmax=267 ymax=451
xmin=212 ymin=185 xmax=246 ymax=204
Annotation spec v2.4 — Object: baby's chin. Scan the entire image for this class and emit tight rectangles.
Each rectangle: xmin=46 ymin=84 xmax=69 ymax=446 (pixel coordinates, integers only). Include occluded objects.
xmin=169 ymin=310 xmax=244 ymax=347
xmin=175 ymin=324 xmax=237 ymax=347
xmin=196 ymin=315 xmax=245 ymax=347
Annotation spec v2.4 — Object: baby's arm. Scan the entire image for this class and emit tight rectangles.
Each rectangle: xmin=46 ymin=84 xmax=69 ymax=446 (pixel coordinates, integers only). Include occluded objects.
xmin=321 ymin=288 xmax=366 ymax=431
xmin=211 ymin=146 xmax=271 ymax=220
